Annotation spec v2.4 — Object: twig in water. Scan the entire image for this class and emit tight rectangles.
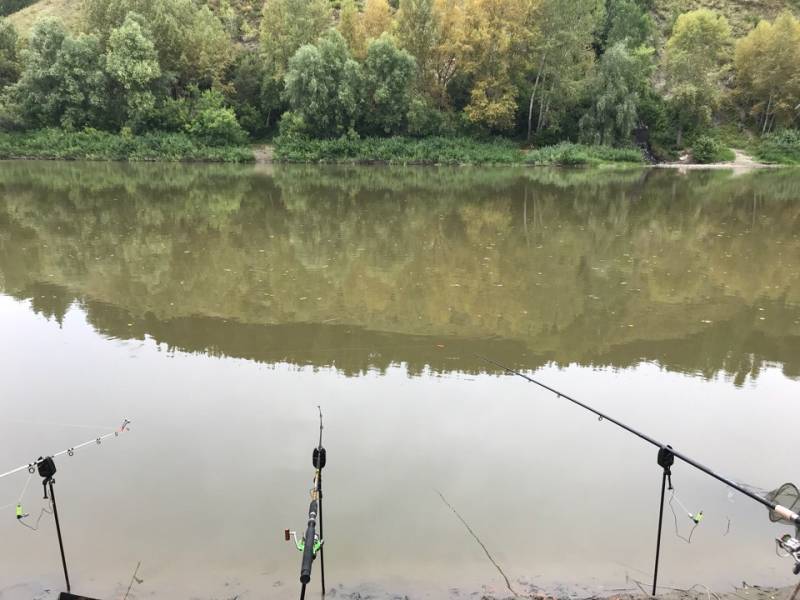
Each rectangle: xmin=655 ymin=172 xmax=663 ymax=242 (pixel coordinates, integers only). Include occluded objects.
xmin=788 ymin=580 xmax=800 ymax=600
xmin=630 ymin=578 xmax=649 ymax=596
xmin=435 ymin=489 xmax=524 ymax=598
xmin=123 ymin=561 xmax=142 ymax=600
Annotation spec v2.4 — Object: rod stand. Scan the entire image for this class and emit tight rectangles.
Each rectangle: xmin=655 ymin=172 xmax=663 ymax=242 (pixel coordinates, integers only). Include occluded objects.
xmin=35 ymin=457 xmax=71 ymax=593
xmin=652 ymin=446 xmax=674 ymax=597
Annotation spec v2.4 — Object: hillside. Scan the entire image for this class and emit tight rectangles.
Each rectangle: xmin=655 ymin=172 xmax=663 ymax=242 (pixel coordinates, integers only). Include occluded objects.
xmin=652 ymin=0 xmax=800 ymax=35
xmin=5 ymin=0 xmax=263 ymax=37
xmin=6 ymin=0 xmax=77 ymax=35
xmin=5 ymin=0 xmax=800 ymax=38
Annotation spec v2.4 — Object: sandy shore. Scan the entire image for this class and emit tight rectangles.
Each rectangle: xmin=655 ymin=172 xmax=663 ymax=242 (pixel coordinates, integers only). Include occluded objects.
xmin=654 ymin=149 xmax=777 ymax=172
xmin=2 ymin=579 xmax=797 ymax=600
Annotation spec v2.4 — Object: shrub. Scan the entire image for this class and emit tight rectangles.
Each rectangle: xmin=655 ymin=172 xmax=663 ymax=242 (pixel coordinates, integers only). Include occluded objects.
xmin=755 ymin=130 xmax=800 ymax=165
xmin=525 ymin=143 xmax=642 ymax=166
xmin=185 ymin=89 xmax=248 ymax=146
xmin=406 ymin=98 xmax=454 ymax=138
xmin=278 ymin=110 xmax=309 ymax=140
xmin=691 ymin=135 xmax=734 ymax=163
xmin=187 ymin=106 xmax=247 ymax=146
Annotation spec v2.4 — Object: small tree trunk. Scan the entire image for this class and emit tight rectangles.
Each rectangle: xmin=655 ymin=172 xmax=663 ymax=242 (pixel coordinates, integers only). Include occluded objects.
xmin=676 ymin=125 xmax=683 ymax=147
xmin=536 ymin=89 xmax=547 ymax=132
xmin=527 ymin=54 xmax=547 ymax=142
xmin=762 ymin=94 xmax=773 ymax=136
xmin=540 ymin=90 xmax=552 ymax=131
xmin=527 ymin=75 xmax=541 ymax=141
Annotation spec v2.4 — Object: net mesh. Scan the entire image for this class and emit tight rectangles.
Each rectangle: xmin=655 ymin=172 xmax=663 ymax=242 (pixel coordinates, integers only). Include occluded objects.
xmin=766 ymin=483 xmax=800 ymax=523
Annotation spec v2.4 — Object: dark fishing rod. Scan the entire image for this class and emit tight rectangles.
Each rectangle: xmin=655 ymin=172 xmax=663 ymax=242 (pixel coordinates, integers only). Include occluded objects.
xmin=478 ymin=356 xmax=800 ymax=593
xmin=285 ymin=408 xmax=327 ymax=600
xmin=315 ymin=407 xmax=326 ymax=596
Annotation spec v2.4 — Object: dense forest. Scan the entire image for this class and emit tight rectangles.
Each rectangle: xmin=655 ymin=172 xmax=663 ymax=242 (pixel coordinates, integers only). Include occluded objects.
xmin=1 ymin=0 xmax=800 ymax=161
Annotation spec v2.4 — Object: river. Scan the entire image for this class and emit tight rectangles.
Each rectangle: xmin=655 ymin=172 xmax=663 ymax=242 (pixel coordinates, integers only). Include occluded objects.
xmin=0 ymin=161 xmax=798 ymax=599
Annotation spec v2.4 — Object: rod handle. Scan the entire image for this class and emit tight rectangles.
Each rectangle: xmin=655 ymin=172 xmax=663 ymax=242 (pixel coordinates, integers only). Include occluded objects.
xmin=300 ymin=500 xmax=318 ymax=583
xmin=774 ymin=504 xmax=800 ymax=524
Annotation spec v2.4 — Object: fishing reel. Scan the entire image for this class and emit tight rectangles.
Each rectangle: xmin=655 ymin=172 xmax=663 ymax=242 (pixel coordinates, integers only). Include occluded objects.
xmin=776 ymin=531 xmax=800 ymax=575
xmin=284 ymin=528 xmax=323 ymax=555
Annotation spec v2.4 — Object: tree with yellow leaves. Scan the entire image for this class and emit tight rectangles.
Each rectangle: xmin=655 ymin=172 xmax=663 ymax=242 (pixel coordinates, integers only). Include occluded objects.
xmin=429 ymin=0 xmax=466 ymax=106
xmin=362 ymin=0 xmax=394 ymax=41
xmin=395 ymin=0 xmax=439 ymax=87
xmin=734 ymin=12 xmax=800 ymax=134
xmin=459 ymin=0 xmax=537 ymax=131
xmin=339 ymin=0 xmax=367 ymax=59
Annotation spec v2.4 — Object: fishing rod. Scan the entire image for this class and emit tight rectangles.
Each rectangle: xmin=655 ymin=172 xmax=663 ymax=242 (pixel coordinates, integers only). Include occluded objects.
xmin=0 ymin=419 xmax=131 ymax=481
xmin=285 ymin=408 xmax=327 ymax=600
xmin=0 ymin=419 xmax=131 ymax=598
xmin=478 ymin=355 xmax=800 ymax=592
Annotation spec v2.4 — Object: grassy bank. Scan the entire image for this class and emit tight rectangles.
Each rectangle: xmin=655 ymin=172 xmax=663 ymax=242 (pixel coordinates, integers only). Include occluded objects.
xmin=754 ymin=130 xmax=800 ymax=165
xmin=0 ymin=129 xmax=254 ymax=162
xmin=274 ymin=136 xmax=645 ymax=166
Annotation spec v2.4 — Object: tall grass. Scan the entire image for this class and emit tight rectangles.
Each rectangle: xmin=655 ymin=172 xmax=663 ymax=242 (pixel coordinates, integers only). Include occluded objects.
xmin=755 ymin=130 xmax=800 ymax=165
xmin=0 ymin=129 xmax=254 ymax=162
xmin=274 ymin=136 xmax=524 ymax=164
xmin=525 ymin=142 xmax=644 ymax=166
xmin=275 ymin=136 xmax=645 ymax=166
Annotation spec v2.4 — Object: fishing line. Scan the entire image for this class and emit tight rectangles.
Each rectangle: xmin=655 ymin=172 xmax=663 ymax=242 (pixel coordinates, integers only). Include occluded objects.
xmin=0 ymin=472 xmax=34 ymax=513
xmin=17 ymin=501 xmax=53 ymax=531
xmin=669 ymin=488 xmax=701 ymax=544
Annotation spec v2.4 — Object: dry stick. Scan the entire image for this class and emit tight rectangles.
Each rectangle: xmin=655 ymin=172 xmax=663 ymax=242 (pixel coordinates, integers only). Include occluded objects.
xmin=435 ymin=490 xmax=524 ymax=599
xmin=123 ymin=561 xmax=141 ymax=600
xmin=788 ymin=580 xmax=800 ymax=600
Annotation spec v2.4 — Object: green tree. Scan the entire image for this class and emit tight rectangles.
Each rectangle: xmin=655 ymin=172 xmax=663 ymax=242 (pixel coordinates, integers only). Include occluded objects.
xmin=361 ymin=34 xmax=416 ymax=134
xmin=105 ymin=13 xmax=161 ymax=130
xmin=601 ymin=0 xmax=652 ymax=50
xmin=283 ymin=30 xmax=362 ymax=138
xmin=526 ymin=0 xmax=605 ymax=139
xmin=663 ymin=9 xmax=732 ymax=145
xmin=83 ymin=0 xmax=233 ymax=89
xmin=395 ymin=0 xmax=438 ymax=87
xmin=579 ymin=42 xmax=653 ymax=145
xmin=260 ymin=0 xmax=331 ymax=79
xmin=734 ymin=12 xmax=800 ymax=134
xmin=339 ymin=0 xmax=367 ymax=59
xmin=0 ymin=18 xmax=20 ymax=91
xmin=11 ymin=18 xmax=107 ymax=129
xmin=230 ymin=53 xmax=272 ymax=135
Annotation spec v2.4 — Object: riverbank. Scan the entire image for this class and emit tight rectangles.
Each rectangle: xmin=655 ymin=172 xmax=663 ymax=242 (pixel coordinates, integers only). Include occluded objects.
xmin=3 ymin=578 xmax=795 ymax=600
xmin=0 ymin=130 xmax=795 ymax=168
xmin=272 ymin=136 xmax=646 ymax=166
xmin=0 ymin=129 xmax=254 ymax=162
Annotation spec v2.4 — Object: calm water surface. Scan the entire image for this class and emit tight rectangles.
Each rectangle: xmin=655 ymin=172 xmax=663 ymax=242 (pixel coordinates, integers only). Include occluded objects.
xmin=0 ymin=162 xmax=798 ymax=598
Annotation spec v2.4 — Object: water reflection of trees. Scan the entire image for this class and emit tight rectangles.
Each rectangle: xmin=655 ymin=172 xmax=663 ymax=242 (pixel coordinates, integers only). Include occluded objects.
xmin=0 ymin=162 xmax=798 ymax=381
